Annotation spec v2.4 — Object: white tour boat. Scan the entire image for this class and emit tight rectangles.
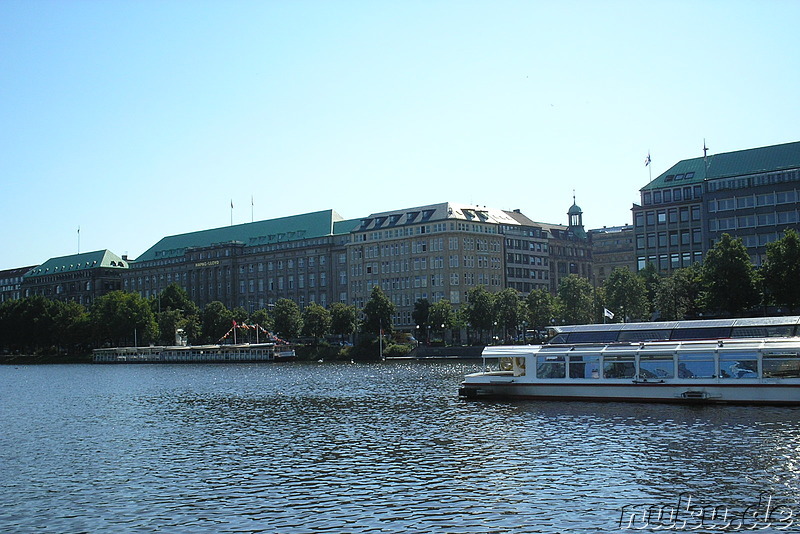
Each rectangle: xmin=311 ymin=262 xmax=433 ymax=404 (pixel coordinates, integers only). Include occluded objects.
xmin=93 ymin=342 xmax=296 ymax=363
xmin=93 ymin=324 xmax=296 ymax=363
xmin=459 ymin=317 xmax=800 ymax=404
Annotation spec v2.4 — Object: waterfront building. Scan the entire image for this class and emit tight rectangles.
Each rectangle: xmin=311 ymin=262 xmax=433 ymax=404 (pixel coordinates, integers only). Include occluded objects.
xmin=633 ymin=140 xmax=800 ymax=272
xmin=0 ymin=266 xmax=36 ymax=303
xmin=124 ymin=210 xmax=359 ymax=310
xmin=501 ymin=210 xmax=550 ymax=294
xmin=21 ymin=250 xmax=128 ymax=306
xmin=538 ymin=200 xmax=593 ymax=293
xmin=588 ymin=224 xmax=636 ymax=286
xmin=346 ymin=202 xmax=518 ymax=329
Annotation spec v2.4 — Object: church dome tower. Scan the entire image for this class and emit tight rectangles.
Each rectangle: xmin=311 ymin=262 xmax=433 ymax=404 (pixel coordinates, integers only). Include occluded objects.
xmin=567 ymin=194 xmax=586 ymax=239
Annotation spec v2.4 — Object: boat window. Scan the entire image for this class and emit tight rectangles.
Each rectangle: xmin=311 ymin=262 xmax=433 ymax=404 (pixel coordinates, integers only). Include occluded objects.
xmin=548 ymin=333 xmax=569 ymax=344
xmin=568 ymin=331 xmax=619 ymax=343
xmin=617 ymin=330 xmax=671 ymax=343
xmin=763 ymin=352 xmax=800 ymax=378
xmin=536 ymin=355 xmax=566 ymax=379
xmin=568 ymin=355 xmax=601 ymax=378
xmin=670 ymin=327 xmax=731 ymax=340
xmin=676 ymin=352 xmax=715 ymax=378
xmin=639 ymin=354 xmax=675 ymax=379
xmin=731 ymin=326 xmax=794 ymax=338
xmin=603 ymin=355 xmax=635 ymax=379
xmin=719 ymin=352 xmax=758 ymax=379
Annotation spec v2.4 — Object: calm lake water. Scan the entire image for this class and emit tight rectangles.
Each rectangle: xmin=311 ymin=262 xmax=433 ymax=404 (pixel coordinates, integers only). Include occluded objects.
xmin=2 ymin=361 xmax=800 ymax=533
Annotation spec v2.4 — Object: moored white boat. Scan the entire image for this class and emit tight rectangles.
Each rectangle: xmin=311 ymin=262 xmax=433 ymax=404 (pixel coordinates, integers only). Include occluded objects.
xmin=459 ymin=337 xmax=800 ymax=405
xmin=93 ymin=342 xmax=296 ymax=363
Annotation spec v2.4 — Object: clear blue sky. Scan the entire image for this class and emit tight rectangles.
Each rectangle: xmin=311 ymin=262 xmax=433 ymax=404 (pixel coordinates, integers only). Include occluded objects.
xmin=2 ymin=0 xmax=799 ymax=270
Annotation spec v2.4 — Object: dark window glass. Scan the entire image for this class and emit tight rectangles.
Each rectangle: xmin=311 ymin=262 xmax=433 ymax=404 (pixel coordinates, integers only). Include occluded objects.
xmin=670 ymin=327 xmax=731 ymax=340
xmin=567 ymin=331 xmax=619 ymax=343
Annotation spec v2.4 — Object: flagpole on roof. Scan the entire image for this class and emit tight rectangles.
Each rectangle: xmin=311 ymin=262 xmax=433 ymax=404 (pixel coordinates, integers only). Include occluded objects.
xmin=230 ymin=199 xmax=234 ymax=226
xmin=645 ymin=150 xmax=652 ymax=182
xmin=251 ymin=195 xmax=254 ymax=223
xmin=77 ymin=226 xmax=80 ymax=254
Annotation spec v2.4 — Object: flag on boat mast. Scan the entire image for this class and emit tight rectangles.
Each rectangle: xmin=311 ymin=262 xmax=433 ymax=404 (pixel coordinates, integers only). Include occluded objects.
xmin=604 ymin=308 xmax=614 ymax=320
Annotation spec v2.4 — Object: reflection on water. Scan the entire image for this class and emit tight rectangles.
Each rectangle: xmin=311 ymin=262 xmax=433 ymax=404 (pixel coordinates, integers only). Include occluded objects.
xmin=1 ymin=362 xmax=799 ymax=532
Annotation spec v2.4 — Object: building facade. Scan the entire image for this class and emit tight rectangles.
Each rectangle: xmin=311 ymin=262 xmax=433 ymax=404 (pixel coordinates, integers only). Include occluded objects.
xmin=21 ymin=250 xmax=128 ymax=306
xmin=633 ymin=141 xmax=800 ymax=273
xmin=540 ymin=200 xmax=593 ymax=292
xmin=502 ymin=210 xmax=550 ymax=294
xmin=123 ymin=210 xmax=359 ymax=311
xmin=346 ymin=203 xmax=511 ymax=329
xmin=588 ymin=224 xmax=635 ymax=286
xmin=0 ymin=266 xmax=35 ymax=303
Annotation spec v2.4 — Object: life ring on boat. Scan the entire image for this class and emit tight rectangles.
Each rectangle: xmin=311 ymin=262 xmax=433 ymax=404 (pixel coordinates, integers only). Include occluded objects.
xmin=500 ymin=358 xmax=514 ymax=371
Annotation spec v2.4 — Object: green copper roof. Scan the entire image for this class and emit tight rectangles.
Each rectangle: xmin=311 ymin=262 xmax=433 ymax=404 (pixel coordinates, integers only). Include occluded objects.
xmin=25 ymin=250 xmax=128 ymax=278
xmin=333 ymin=218 xmax=362 ymax=234
xmin=135 ymin=209 xmax=348 ymax=263
xmin=642 ymin=140 xmax=800 ymax=191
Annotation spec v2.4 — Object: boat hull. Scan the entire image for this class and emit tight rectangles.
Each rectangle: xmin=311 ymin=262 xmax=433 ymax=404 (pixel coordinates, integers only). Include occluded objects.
xmin=458 ymin=380 xmax=800 ymax=405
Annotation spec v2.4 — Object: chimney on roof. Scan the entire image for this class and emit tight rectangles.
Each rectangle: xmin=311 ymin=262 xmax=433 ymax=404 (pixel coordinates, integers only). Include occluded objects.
xmin=122 ymin=255 xmax=128 ymax=261
xmin=513 ymin=209 xmax=521 ymax=213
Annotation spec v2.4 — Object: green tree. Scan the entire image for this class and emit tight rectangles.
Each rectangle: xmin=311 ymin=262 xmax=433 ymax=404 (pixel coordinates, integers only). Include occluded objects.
xmin=525 ymin=289 xmax=555 ymax=341
xmin=604 ymin=268 xmax=648 ymax=322
xmin=232 ymin=306 xmax=250 ymax=325
xmin=273 ymin=298 xmax=303 ymax=339
xmin=463 ymin=286 xmax=496 ymax=343
xmin=152 ymin=283 xmax=199 ymax=316
xmin=411 ymin=298 xmax=431 ymax=340
xmin=639 ymin=262 xmax=661 ymax=316
xmin=156 ymin=309 xmax=184 ymax=345
xmin=302 ymin=302 xmax=331 ymax=343
xmin=655 ymin=265 xmax=702 ymax=320
xmin=151 ymin=284 xmax=202 ymax=344
xmin=494 ymin=288 xmax=522 ymax=341
xmin=428 ymin=299 xmax=455 ymax=341
xmin=330 ymin=302 xmax=357 ymax=342
xmin=761 ymin=228 xmax=800 ymax=312
xmin=557 ymin=275 xmax=593 ymax=325
xmin=361 ymin=286 xmax=395 ymax=336
xmin=701 ymin=233 xmax=760 ymax=316
xmin=250 ymin=308 xmax=275 ymax=332
xmin=201 ymin=301 xmax=234 ymax=343
xmin=0 ymin=296 xmax=60 ymax=354
xmin=52 ymin=300 xmax=90 ymax=354
xmin=91 ymin=291 xmax=157 ymax=347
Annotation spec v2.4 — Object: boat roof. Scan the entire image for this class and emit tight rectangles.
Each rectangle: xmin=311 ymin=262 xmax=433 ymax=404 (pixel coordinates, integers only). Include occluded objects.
xmin=550 ymin=316 xmax=800 ymax=334
xmin=483 ymin=336 xmax=800 ymax=357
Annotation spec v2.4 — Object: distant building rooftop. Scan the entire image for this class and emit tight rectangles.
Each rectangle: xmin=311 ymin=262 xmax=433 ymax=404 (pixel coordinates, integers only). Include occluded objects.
xmin=641 ymin=140 xmax=800 ymax=191
xmin=24 ymin=250 xmax=128 ymax=278
xmin=134 ymin=209 xmax=358 ymax=263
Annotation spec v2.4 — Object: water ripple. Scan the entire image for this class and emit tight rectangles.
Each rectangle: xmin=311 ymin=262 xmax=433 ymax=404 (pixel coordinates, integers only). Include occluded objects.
xmin=2 ymin=362 xmax=800 ymax=532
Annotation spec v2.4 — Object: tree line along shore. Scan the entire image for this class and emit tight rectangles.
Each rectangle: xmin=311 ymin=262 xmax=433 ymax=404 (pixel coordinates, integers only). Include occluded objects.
xmin=2 ymin=230 xmax=798 ymax=362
